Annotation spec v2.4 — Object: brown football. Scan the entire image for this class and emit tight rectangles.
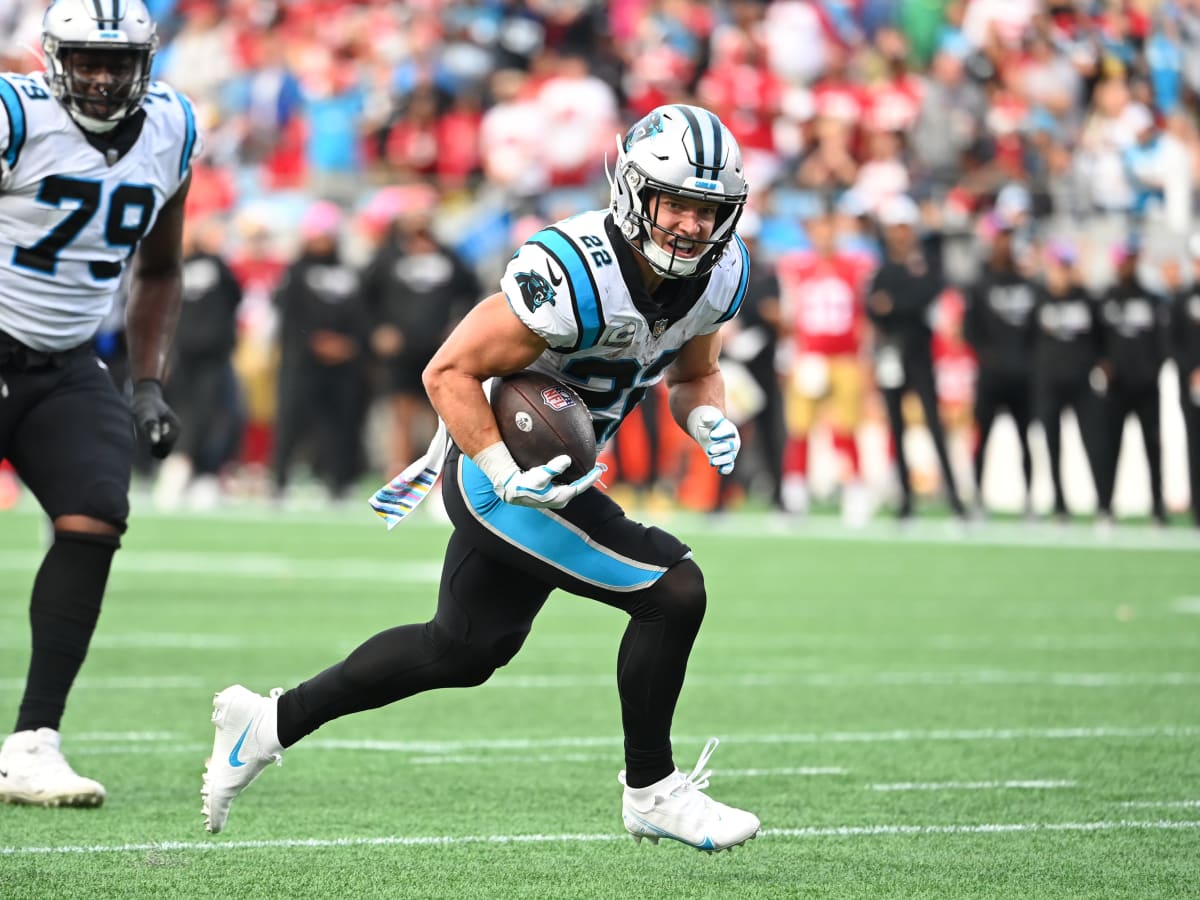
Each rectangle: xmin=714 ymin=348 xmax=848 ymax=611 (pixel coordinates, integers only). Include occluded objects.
xmin=491 ymin=371 xmax=598 ymax=484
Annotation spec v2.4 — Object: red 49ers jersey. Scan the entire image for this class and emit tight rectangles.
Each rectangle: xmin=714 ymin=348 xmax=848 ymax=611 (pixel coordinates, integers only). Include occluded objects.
xmin=932 ymin=332 xmax=978 ymax=407
xmin=777 ymin=250 xmax=872 ymax=356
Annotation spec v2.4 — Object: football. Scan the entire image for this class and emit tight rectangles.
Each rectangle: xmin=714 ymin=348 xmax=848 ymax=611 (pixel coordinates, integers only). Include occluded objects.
xmin=491 ymin=371 xmax=598 ymax=483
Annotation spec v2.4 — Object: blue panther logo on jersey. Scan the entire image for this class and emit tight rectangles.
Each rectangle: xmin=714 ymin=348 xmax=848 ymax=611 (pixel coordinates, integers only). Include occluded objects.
xmin=624 ymin=110 xmax=663 ymax=151
xmin=515 ymin=270 xmax=556 ymax=313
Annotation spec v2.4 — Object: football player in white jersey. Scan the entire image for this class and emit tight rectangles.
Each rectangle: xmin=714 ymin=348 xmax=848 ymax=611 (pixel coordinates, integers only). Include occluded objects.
xmin=0 ymin=0 xmax=196 ymax=807
xmin=204 ymin=105 xmax=761 ymax=852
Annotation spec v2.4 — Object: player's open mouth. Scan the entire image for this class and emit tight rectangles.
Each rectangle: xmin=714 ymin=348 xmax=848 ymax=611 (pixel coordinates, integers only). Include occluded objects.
xmin=672 ymin=240 xmax=698 ymax=257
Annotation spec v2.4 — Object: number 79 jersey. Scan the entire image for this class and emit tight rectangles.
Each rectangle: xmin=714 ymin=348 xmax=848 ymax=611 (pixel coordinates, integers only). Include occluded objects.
xmin=499 ymin=209 xmax=749 ymax=446
xmin=0 ymin=72 xmax=199 ymax=352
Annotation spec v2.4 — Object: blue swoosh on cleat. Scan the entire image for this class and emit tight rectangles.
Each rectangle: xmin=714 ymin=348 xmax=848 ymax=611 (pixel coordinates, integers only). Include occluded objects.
xmin=628 ymin=812 xmax=716 ymax=850
xmin=228 ymin=722 xmax=253 ymax=768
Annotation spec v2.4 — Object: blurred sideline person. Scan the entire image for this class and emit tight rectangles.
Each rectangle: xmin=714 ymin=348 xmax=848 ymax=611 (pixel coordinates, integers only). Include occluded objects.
xmin=228 ymin=216 xmax=287 ymax=476
xmin=963 ymin=216 xmax=1036 ymax=516
xmin=867 ymin=196 xmax=966 ymax=520
xmin=156 ymin=215 xmax=244 ymax=509
xmin=271 ymin=201 xmax=369 ymax=501
xmin=1162 ymin=247 xmax=1200 ymax=527
xmin=721 ymin=210 xmax=785 ymax=510
xmin=1032 ymin=241 xmax=1108 ymax=521
xmin=776 ymin=209 xmax=873 ymax=523
xmin=202 ymin=105 xmax=762 ymax=852
xmin=931 ymin=289 xmax=979 ymax=497
xmin=1095 ymin=238 xmax=1168 ymax=525
xmin=362 ymin=205 xmax=479 ymax=475
xmin=0 ymin=0 xmax=195 ymax=806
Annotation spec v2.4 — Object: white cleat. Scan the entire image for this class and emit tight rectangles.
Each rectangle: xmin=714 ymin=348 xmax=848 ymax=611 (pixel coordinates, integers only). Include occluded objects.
xmin=202 ymin=684 xmax=284 ymax=834
xmin=620 ymin=737 xmax=761 ymax=852
xmin=0 ymin=728 xmax=106 ymax=808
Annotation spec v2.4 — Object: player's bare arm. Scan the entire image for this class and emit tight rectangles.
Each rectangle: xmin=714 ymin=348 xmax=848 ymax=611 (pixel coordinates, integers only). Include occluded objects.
xmin=422 ymin=291 xmax=549 ymax=459
xmin=126 ymin=171 xmax=190 ymax=383
xmin=667 ymin=329 xmax=742 ymax=476
xmin=666 ymin=329 xmax=726 ymax=432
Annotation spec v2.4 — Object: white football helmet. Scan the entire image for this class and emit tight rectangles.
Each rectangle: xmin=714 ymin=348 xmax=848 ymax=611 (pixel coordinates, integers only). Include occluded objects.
xmin=42 ymin=0 xmax=158 ymax=133
xmin=609 ymin=104 xmax=748 ymax=279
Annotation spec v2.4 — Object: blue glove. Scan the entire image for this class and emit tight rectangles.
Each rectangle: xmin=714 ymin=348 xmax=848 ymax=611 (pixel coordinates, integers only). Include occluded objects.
xmin=687 ymin=406 xmax=741 ymax=475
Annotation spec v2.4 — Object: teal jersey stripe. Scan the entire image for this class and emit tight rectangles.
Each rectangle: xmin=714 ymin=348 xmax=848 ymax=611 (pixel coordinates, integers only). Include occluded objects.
xmin=529 ymin=228 xmax=603 ymax=350
xmin=716 ymin=235 xmax=750 ymax=324
xmin=460 ymin=458 xmax=665 ymax=591
xmin=177 ymin=92 xmax=197 ymax=178
xmin=0 ymin=77 xmax=26 ymax=169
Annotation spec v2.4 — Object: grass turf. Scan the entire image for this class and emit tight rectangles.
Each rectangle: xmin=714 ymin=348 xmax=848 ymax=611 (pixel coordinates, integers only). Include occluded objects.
xmin=0 ymin=503 xmax=1198 ymax=898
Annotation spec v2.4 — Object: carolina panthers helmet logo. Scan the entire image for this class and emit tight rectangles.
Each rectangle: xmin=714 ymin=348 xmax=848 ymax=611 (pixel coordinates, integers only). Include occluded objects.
xmin=515 ymin=270 xmax=557 ymax=313
xmin=624 ymin=110 xmax=664 ymax=151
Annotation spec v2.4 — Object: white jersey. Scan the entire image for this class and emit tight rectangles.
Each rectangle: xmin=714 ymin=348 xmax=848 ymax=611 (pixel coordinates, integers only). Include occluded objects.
xmin=499 ymin=209 xmax=749 ymax=446
xmin=0 ymin=72 xmax=199 ymax=351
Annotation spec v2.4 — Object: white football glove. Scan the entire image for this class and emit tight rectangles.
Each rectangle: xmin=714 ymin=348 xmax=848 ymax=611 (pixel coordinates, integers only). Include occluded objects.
xmin=474 ymin=442 xmax=603 ymax=509
xmin=687 ymin=405 xmax=741 ymax=476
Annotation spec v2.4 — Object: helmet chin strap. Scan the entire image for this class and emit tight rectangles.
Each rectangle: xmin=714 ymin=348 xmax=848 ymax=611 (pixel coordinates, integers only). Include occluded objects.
xmin=641 ymin=237 xmax=701 ymax=278
xmin=68 ymin=108 xmax=121 ymax=133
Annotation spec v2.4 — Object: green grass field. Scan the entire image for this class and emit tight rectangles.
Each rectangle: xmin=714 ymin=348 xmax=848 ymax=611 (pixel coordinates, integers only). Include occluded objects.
xmin=1 ymin=501 xmax=1199 ymax=899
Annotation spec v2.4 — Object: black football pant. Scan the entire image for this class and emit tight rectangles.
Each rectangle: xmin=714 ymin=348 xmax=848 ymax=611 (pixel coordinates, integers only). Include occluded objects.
xmin=276 ymin=452 xmax=704 ymax=788
xmin=1034 ymin=375 xmax=1109 ymax=517
xmin=0 ymin=335 xmax=130 ymax=732
xmin=1179 ymin=369 xmax=1200 ymax=526
xmin=1097 ymin=380 xmax=1164 ymax=520
xmin=973 ymin=373 xmax=1033 ymax=506
xmin=273 ymin=360 xmax=363 ymax=497
xmin=880 ymin=357 xmax=964 ymax=516
xmin=747 ymin=353 xmax=786 ymax=509
xmin=167 ymin=357 xmax=243 ymax=475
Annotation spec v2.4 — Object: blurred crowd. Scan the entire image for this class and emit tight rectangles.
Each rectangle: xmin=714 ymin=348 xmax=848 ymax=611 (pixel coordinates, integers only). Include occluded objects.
xmin=2 ymin=0 xmax=1198 ymax=524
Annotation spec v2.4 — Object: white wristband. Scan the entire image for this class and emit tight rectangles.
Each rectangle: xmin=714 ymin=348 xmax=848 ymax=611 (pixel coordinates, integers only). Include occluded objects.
xmin=686 ymin=405 xmax=724 ymax=444
xmin=472 ymin=440 xmax=519 ymax=488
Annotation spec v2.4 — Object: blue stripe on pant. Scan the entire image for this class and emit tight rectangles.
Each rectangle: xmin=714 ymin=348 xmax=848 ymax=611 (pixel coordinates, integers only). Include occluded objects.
xmin=457 ymin=456 xmax=667 ymax=592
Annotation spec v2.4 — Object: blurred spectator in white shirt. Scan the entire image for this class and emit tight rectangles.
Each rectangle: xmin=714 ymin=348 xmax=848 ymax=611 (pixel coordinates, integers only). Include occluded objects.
xmin=479 ymin=68 xmax=549 ymax=201
xmin=535 ymin=50 xmax=618 ymax=187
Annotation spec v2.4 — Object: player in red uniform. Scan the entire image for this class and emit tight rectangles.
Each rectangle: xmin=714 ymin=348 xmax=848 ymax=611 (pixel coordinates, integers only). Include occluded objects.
xmin=776 ymin=210 xmax=874 ymax=524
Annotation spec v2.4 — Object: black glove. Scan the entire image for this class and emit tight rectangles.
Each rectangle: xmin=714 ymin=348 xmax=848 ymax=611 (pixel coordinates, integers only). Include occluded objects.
xmin=130 ymin=378 xmax=181 ymax=459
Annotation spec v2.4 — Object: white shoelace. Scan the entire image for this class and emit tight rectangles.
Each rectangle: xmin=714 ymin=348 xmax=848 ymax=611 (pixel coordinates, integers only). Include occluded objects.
xmin=678 ymin=736 xmax=719 ymax=794
xmin=618 ymin=736 xmax=721 ymax=798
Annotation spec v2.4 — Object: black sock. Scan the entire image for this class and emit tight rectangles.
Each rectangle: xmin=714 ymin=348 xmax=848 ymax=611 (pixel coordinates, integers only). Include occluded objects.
xmin=15 ymin=531 xmax=119 ymax=733
xmin=617 ymin=562 xmax=706 ymax=788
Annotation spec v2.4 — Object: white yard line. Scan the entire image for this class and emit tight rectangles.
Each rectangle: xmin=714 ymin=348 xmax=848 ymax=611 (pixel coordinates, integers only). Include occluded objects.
xmin=63 ymin=724 xmax=1200 ymax=757
xmin=70 ymin=732 xmax=182 ymax=742
xmin=405 ymin=754 xmax=847 ymax=775
xmin=2 ymin=820 xmax=1198 ymax=856
xmin=6 ymin=671 xmax=1197 ymax=693
xmin=3 ymin=632 xmax=1195 ymax=653
xmin=868 ymin=780 xmax=1076 ymax=792
xmin=1118 ymin=800 xmax=1200 ymax=808
xmin=6 ymin=505 xmax=1200 ymax=551
xmin=0 ymin=676 xmax=206 ymax=691
xmin=2 ymin=633 xmax=1190 ymax=657
xmin=484 ymin=671 xmax=1200 ymax=689
xmin=0 ymin=551 xmax=442 ymax=582
xmin=722 ymin=767 xmax=848 ymax=777
xmin=1170 ymin=597 xmax=1200 ymax=615
xmin=541 ymin=633 xmax=1200 ymax=651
